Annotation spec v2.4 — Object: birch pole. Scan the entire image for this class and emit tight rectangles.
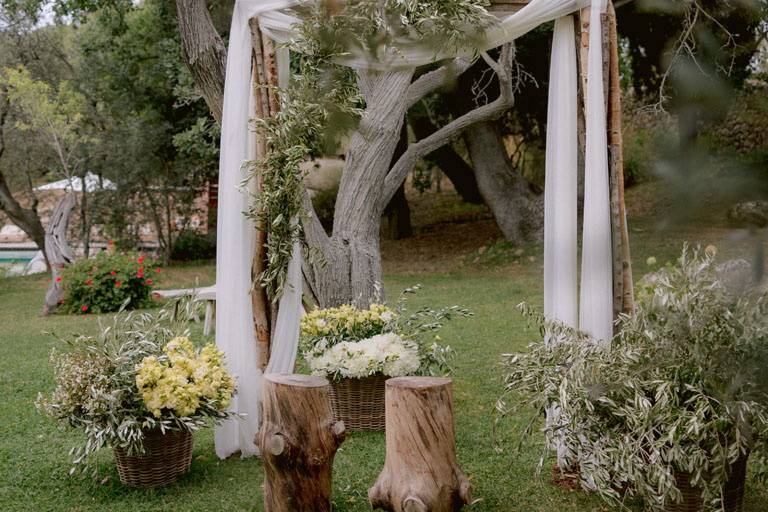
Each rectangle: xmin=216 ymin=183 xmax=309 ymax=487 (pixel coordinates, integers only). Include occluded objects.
xmin=249 ymin=18 xmax=278 ymax=370
xmin=606 ymin=2 xmax=634 ymax=315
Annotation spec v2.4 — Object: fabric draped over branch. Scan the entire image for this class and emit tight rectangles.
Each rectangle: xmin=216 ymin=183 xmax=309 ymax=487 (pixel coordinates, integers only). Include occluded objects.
xmin=215 ymin=0 xmax=615 ymax=458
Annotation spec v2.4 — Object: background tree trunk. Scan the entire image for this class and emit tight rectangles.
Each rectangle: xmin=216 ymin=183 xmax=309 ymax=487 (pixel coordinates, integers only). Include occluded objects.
xmin=383 ymin=123 xmax=413 ymax=240
xmin=0 ymin=93 xmax=49 ymax=268
xmin=464 ymin=121 xmax=542 ymax=244
xmin=258 ymin=374 xmax=345 ymax=512
xmin=409 ymin=115 xmax=483 ymax=205
xmin=175 ymin=0 xmax=227 ymax=124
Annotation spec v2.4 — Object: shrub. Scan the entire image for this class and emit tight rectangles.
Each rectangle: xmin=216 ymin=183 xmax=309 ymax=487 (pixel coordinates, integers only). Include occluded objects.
xmin=61 ymin=251 xmax=159 ymax=314
xmin=170 ymin=231 xmax=216 ymax=262
xmin=499 ymin=246 xmax=768 ymax=511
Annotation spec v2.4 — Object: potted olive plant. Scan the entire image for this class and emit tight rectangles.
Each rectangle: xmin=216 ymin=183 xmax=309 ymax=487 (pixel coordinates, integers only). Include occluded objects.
xmin=500 ymin=246 xmax=768 ymax=512
xmin=37 ymin=302 xmax=237 ymax=487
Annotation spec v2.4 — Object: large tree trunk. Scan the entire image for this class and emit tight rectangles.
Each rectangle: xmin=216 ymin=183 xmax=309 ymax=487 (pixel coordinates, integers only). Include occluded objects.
xmin=43 ymin=194 xmax=76 ymax=315
xmin=176 ymin=0 xmax=227 ymax=124
xmin=464 ymin=121 xmax=542 ymax=244
xmin=258 ymin=374 xmax=346 ymax=512
xmin=304 ymin=69 xmax=414 ymax=308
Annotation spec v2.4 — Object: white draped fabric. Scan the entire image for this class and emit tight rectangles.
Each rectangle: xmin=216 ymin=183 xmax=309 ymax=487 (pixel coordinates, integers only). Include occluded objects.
xmin=578 ymin=0 xmax=613 ymax=342
xmin=543 ymin=16 xmax=578 ymax=329
xmin=216 ymin=0 xmax=615 ymax=458
xmin=215 ymin=0 xmax=298 ymax=459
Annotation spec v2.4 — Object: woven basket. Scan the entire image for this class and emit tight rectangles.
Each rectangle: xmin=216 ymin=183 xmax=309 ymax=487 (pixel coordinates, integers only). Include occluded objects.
xmin=329 ymin=374 xmax=387 ymax=431
xmin=665 ymin=454 xmax=749 ymax=512
xmin=113 ymin=429 xmax=193 ymax=488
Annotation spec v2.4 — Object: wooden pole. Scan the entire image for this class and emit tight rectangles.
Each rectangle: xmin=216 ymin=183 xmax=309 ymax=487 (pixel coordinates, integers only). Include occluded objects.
xmin=258 ymin=374 xmax=346 ymax=512
xmin=606 ymin=2 xmax=634 ymax=315
xmin=248 ymin=18 xmax=279 ymax=370
xmin=369 ymin=377 xmax=471 ymax=512
xmin=580 ymin=3 xmax=634 ymax=320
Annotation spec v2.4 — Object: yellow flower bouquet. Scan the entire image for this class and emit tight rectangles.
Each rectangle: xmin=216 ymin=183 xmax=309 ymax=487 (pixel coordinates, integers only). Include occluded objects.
xmin=38 ymin=304 xmax=237 ymax=487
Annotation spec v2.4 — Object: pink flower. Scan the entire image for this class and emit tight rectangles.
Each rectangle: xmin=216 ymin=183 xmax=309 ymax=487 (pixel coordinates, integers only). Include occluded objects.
xmin=155 ymin=267 xmax=162 ymax=273
xmin=145 ymin=278 xmax=153 ymax=286
xmin=137 ymin=255 xmax=145 ymax=264
xmin=81 ymin=305 xmax=89 ymax=313
xmin=115 ymin=281 xmax=122 ymax=288
xmin=85 ymin=279 xmax=93 ymax=286
xmin=110 ymin=270 xmax=117 ymax=276
xmin=55 ymin=276 xmax=62 ymax=283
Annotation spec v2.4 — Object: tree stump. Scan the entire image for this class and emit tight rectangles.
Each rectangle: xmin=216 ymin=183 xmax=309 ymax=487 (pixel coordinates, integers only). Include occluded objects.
xmin=369 ymin=377 xmax=471 ymax=512
xmin=258 ymin=374 xmax=345 ymax=512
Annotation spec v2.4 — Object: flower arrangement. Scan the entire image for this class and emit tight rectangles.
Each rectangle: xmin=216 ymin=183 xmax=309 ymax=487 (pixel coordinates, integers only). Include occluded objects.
xmin=37 ymin=303 xmax=236 ymax=476
xmin=498 ymin=246 xmax=768 ymax=511
xmin=300 ymin=286 xmax=470 ymax=381
xmin=305 ymin=332 xmax=421 ymax=379
xmin=61 ymin=251 xmax=160 ymax=314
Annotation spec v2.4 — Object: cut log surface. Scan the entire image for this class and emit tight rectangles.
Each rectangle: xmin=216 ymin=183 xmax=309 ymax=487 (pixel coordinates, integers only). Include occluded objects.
xmin=258 ymin=374 xmax=345 ymax=512
xmin=369 ymin=377 xmax=471 ymax=512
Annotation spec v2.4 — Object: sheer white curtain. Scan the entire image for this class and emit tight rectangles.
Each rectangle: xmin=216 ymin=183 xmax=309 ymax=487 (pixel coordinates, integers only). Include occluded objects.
xmin=579 ymin=0 xmax=613 ymax=342
xmin=543 ymin=16 xmax=578 ymax=330
xmin=215 ymin=0 xmax=299 ymax=459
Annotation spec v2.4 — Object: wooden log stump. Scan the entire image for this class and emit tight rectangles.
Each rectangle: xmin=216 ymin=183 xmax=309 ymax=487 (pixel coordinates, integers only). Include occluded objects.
xmin=258 ymin=374 xmax=345 ymax=512
xmin=369 ymin=377 xmax=471 ymax=512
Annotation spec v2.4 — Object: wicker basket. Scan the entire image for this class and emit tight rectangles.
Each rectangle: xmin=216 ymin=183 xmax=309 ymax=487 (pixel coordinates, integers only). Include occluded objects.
xmin=113 ymin=429 xmax=193 ymax=488
xmin=329 ymin=374 xmax=387 ymax=431
xmin=665 ymin=454 xmax=749 ymax=512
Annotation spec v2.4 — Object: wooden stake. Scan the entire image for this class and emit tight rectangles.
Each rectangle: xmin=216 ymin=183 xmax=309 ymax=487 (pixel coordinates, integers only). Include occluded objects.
xmin=258 ymin=374 xmax=346 ymax=512
xmin=369 ymin=377 xmax=471 ymax=512
xmin=248 ymin=19 xmax=279 ymax=369
xmin=606 ymin=2 xmax=634 ymax=315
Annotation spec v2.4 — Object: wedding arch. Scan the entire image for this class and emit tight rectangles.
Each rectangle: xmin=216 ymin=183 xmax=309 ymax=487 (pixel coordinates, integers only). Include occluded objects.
xmin=209 ymin=0 xmax=634 ymax=458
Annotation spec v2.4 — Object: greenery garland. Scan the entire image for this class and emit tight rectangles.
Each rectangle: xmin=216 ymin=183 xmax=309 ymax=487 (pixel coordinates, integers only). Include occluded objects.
xmin=247 ymin=0 xmax=497 ymax=300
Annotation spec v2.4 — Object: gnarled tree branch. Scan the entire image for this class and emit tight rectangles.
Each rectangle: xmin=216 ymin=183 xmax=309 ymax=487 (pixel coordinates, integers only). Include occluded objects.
xmin=381 ymin=44 xmax=516 ymax=207
xmin=405 ymin=57 xmax=472 ymax=109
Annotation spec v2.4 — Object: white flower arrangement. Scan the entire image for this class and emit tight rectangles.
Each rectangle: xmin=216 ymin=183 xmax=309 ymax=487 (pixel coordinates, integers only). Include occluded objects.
xmin=305 ymin=332 xmax=421 ymax=380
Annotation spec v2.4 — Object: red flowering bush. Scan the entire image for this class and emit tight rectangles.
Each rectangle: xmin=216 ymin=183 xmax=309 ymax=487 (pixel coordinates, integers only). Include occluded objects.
xmin=60 ymin=252 xmax=160 ymax=314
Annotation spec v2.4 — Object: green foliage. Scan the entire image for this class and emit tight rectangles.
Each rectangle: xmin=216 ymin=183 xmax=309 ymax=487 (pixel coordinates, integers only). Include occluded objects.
xmin=36 ymin=303 xmax=236 ymax=476
xmin=499 ymin=246 xmax=768 ymax=511
xmin=170 ymin=231 xmax=216 ymax=262
xmin=60 ymin=251 xmax=159 ymax=314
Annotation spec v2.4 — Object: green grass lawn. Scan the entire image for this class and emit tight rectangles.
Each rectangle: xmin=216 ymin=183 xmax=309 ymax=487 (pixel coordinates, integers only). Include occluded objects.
xmin=2 ymin=190 xmax=768 ymax=511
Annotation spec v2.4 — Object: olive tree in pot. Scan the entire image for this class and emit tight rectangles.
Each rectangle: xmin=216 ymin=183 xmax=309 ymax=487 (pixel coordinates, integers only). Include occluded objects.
xmin=499 ymin=246 xmax=768 ymax=512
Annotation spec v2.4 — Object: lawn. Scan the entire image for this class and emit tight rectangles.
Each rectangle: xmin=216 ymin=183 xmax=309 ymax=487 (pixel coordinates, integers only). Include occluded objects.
xmin=2 ymin=185 xmax=768 ymax=511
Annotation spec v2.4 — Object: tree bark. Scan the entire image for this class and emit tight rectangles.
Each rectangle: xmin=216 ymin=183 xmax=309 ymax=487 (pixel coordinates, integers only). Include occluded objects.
xmin=606 ymin=2 xmax=634 ymax=315
xmin=409 ymin=115 xmax=484 ymax=204
xmin=369 ymin=377 xmax=471 ymax=512
xmin=465 ymin=121 xmax=542 ymax=244
xmin=258 ymin=374 xmax=346 ymax=512
xmin=175 ymin=0 xmax=227 ymax=124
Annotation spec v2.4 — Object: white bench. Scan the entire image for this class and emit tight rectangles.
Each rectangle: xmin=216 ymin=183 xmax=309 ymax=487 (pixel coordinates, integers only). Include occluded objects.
xmin=153 ymin=285 xmax=217 ymax=335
